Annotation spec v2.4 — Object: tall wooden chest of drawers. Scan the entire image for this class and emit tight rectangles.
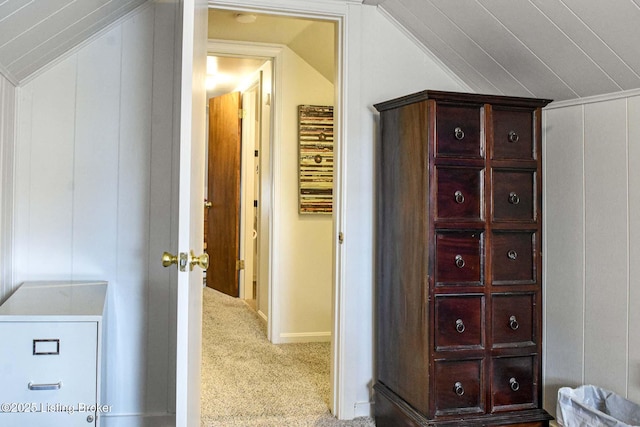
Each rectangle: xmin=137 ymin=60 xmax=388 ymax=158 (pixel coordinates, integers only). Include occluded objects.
xmin=374 ymin=91 xmax=552 ymax=426
xmin=0 ymin=281 xmax=107 ymax=427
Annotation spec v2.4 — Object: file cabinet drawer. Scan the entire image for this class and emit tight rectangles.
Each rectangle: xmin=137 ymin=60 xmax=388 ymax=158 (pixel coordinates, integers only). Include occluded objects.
xmin=0 ymin=322 xmax=97 ymax=405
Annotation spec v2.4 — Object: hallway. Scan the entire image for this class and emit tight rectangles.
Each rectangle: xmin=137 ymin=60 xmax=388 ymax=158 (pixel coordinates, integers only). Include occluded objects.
xmin=200 ymin=288 xmax=375 ymax=426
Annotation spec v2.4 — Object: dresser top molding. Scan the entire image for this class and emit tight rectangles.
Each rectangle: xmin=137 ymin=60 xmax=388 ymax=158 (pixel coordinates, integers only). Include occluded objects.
xmin=374 ymin=90 xmax=553 ymax=112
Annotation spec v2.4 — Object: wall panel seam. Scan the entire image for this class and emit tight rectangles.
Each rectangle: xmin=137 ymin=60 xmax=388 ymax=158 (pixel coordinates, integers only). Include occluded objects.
xmin=626 ymin=98 xmax=631 ymax=397
xmin=71 ymin=54 xmax=79 ymax=278
xmin=581 ymin=103 xmax=586 ymax=385
xmin=115 ymin=23 xmax=125 ymax=290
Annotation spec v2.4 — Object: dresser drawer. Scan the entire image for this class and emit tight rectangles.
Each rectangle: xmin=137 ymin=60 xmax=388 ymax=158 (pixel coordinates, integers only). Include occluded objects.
xmin=492 ymin=108 xmax=535 ymax=161
xmin=435 ymin=231 xmax=484 ymax=286
xmin=435 ymin=295 xmax=484 ymax=350
xmin=491 ymin=355 xmax=537 ymax=412
xmin=436 ymin=166 xmax=483 ymax=221
xmin=436 ymin=103 xmax=483 ymax=159
xmin=492 ymin=293 xmax=535 ymax=348
xmin=434 ymin=358 xmax=485 ymax=416
xmin=491 ymin=231 xmax=536 ymax=285
xmin=492 ymin=169 xmax=536 ymax=222
xmin=0 ymin=322 xmax=97 ymax=407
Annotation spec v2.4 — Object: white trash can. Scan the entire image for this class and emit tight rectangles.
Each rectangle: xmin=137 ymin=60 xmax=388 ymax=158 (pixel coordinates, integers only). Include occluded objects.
xmin=557 ymin=385 xmax=640 ymax=426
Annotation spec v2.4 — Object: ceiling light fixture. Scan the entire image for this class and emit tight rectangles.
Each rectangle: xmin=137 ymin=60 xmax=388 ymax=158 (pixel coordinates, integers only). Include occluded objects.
xmin=235 ymin=13 xmax=257 ymax=24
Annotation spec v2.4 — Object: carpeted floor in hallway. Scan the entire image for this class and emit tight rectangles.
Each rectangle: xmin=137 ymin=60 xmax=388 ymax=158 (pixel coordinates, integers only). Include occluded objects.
xmin=200 ymin=287 xmax=375 ymax=427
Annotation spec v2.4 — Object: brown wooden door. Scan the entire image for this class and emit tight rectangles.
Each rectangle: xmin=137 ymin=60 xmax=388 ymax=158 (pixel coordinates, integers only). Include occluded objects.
xmin=206 ymin=91 xmax=242 ymax=296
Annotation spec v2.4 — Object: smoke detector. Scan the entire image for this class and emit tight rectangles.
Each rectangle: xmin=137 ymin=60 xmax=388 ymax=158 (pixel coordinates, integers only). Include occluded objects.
xmin=235 ymin=13 xmax=257 ymax=24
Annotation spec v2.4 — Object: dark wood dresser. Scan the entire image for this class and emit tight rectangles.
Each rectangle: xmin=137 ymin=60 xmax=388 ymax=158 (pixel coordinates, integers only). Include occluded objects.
xmin=373 ymin=90 xmax=553 ymax=426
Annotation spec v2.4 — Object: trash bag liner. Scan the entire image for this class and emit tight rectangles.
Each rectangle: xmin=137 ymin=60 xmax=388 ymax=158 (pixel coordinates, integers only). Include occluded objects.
xmin=557 ymin=385 xmax=640 ymax=427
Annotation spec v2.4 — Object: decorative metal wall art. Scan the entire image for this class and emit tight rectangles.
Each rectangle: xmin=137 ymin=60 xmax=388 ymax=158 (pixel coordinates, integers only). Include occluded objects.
xmin=298 ymin=105 xmax=334 ymax=214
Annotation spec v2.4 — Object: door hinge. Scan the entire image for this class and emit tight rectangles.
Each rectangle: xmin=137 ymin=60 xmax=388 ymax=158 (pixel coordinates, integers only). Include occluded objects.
xmin=236 ymin=259 xmax=245 ymax=270
xmin=338 ymin=232 xmax=344 ymax=244
xmin=239 ymin=109 xmax=246 ymax=119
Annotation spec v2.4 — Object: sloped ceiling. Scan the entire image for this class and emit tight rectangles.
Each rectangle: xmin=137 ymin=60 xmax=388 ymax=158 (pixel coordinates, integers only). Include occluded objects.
xmin=0 ymin=0 xmax=147 ymax=85
xmin=208 ymin=9 xmax=335 ymax=84
xmin=3 ymin=0 xmax=640 ymax=103
xmin=365 ymin=0 xmax=640 ymax=101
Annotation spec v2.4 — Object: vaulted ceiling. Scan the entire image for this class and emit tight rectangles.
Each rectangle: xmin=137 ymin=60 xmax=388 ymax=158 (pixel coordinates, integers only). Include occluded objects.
xmin=3 ymin=0 xmax=640 ymax=102
xmin=365 ymin=0 xmax=640 ymax=101
xmin=0 ymin=0 xmax=146 ymax=85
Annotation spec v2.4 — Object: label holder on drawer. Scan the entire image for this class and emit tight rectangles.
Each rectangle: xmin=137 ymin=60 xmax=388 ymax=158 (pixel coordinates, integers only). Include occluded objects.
xmin=33 ymin=339 xmax=60 ymax=355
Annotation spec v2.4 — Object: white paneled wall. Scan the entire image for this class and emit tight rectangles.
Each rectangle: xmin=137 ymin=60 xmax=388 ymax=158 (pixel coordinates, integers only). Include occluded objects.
xmin=543 ymin=90 xmax=640 ymax=417
xmin=12 ymin=2 xmax=178 ymax=424
xmin=342 ymin=3 xmax=465 ymax=417
xmin=0 ymin=75 xmax=15 ymax=299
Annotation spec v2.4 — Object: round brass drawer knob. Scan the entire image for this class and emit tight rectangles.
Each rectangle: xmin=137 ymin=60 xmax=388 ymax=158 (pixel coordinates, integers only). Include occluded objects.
xmin=454 ymin=127 xmax=465 ymax=140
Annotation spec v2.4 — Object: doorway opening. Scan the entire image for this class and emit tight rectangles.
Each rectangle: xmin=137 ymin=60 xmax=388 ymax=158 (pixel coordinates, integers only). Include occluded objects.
xmin=204 ymin=55 xmax=268 ymax=309
xmin=202 ymin=6 xmax=342 ymax=420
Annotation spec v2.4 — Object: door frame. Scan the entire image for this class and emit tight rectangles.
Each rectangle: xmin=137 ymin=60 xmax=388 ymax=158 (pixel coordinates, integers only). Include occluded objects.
xmin=238 ymin=81 xmax=259 ymax=301
xmin=207 ymin=39 xmax=283 ymax=342
xmin=207 ymin=3 xmax=346 ymax=415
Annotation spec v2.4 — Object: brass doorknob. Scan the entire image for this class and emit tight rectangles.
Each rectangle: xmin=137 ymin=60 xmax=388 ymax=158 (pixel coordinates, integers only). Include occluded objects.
xmin=204 ymin=201 xmax=212 ymax=208
xmin=190 ymin=250 xmax=209 ymax=271
xmin=162 ymin=252 xmax=178 ymax=268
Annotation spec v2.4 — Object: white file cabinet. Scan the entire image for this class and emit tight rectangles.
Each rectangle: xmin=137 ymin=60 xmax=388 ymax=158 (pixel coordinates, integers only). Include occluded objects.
xmin=0 ymin=281 xmax=107 ymax=427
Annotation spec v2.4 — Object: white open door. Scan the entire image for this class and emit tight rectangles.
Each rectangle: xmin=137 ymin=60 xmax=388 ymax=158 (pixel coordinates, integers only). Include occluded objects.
xmin=174 ymin=0 xmax=208 ymax=425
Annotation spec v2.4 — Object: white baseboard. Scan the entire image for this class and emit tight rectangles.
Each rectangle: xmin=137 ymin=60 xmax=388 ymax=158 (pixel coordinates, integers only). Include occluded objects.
xmin=278 ymin=331 xmax=331 ymax=343
xmin=257 ymin=309 xmax=268 ymax=323
xmin=100 ymin=413 xmax=175 ymax=427
xmin=354 ymin=400 xmax=374 ymax=418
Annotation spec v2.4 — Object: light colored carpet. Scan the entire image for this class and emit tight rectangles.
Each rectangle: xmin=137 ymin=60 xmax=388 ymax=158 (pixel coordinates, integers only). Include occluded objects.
xmin=200 ymin=287 xmax=376 ymax=427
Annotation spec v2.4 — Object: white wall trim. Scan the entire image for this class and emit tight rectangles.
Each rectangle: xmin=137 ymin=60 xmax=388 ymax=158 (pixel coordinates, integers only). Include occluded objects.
xmin=101 ymin=413 xmax=175 ymax=427
xmin=546 ymin=87 xmax=640 ymax=110
xmin=332 ymin=9 xmax=348 ymax=420
xmin=279 ymin=331 xmax=331 ymax=343
xmin=209 ymin=0 xmax=348 ymax=16
xmin=207 ymin=39 xmax=285 ymax=346
xmin=0 ymin=63 xmax=18 ymax=87
xmin=208 ymin=0 xmax=348 ymax=418
xmin=0 ymin=79 xmax=16 ymax=302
